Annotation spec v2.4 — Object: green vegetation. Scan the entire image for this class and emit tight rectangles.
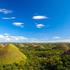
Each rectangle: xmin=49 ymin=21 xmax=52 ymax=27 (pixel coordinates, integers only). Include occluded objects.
xmin=0 ymin=43 xmax=70 ymax=70
xmin=0 ymin=44 xmax=27 ymax=65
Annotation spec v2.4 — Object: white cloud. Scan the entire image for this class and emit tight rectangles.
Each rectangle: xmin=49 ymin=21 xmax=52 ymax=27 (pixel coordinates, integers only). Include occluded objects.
xmin=0 ymin=8 xmax=12 ymax=14
xmin=36 ymin=23 xmax=45 ymax=28
xmin=2 ymin=17 xmax=16 ymax=20
xmin=32 ymin=15 xmax=48 ymax=19
xmin=0 ymin=35 xmax=4 ymax=38
xmin=53 ymin=36 xmax=61 ymax=39
xmin=0 ymin=33 xmax=28 ymax=42
xmin=13 ymin=22 xmax=24 ymax=27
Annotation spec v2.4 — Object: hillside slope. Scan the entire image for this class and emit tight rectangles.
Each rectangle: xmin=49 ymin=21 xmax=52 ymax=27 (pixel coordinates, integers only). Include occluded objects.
xmin=0 ymin=44 xmax=27 ymax=65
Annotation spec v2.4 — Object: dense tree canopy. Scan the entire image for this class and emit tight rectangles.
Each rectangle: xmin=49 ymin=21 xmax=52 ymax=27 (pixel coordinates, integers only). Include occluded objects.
xmin=0 ymin=43 xmax=70 ymax=70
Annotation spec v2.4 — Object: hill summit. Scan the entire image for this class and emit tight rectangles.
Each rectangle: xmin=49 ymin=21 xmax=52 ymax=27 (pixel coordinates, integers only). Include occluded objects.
xmin=0 ymin=44 xmax=27 ymax=65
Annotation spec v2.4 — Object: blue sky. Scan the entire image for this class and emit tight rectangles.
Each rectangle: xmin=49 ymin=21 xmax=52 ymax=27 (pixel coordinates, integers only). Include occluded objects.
xmin=0 ymin=0 xmax=70 ymax=42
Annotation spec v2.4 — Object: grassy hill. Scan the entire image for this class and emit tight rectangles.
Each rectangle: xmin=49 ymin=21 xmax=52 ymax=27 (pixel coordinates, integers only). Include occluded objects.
xmin=0 ymin=44 xmax=27 ymax=65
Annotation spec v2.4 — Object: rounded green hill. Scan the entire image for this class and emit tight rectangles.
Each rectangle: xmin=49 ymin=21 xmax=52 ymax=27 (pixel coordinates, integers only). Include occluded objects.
xmin=0 ymin=44 xmax=27 ymax=65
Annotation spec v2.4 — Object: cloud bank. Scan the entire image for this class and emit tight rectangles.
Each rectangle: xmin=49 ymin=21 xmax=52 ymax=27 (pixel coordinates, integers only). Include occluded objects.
xmin=0 ymin=33 xmax=28 ymax=42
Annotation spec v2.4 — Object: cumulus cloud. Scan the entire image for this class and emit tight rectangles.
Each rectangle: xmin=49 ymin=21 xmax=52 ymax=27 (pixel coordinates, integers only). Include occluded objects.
xmin=0 ymin=33 xmax=28 ymax=42
xmin=2 ymin=17 xmax=16 ymax=20
xmin=13 ymin=22 xmax=24 ymax=27
xmin=32 ymin=15 xmax=48 ymax=19
xmin=36 ymin=23 xmax=45 ymax=28
xmin=0 ymin=8 xmax=12 ymax=14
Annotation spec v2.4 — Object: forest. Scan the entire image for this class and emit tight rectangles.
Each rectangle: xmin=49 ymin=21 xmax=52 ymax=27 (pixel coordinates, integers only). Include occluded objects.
xmin=0 ymin=43 xmax=70 ymax=70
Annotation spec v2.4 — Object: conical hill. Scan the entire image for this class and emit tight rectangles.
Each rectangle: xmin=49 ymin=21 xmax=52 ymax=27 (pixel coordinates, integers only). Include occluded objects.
xmin=0 ymin=44 xmax=27 ymax=65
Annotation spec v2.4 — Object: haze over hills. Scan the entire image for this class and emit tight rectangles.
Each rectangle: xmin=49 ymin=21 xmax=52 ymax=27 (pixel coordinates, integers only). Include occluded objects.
xmin=0 ymin=33 xmax=70 ymax=43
